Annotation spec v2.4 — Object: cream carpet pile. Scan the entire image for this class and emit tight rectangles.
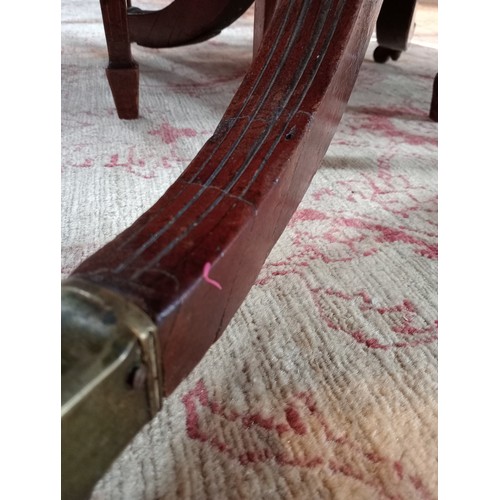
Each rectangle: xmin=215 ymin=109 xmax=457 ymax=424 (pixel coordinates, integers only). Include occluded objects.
xmin=62 ymin=1 xmax=438 ymax=498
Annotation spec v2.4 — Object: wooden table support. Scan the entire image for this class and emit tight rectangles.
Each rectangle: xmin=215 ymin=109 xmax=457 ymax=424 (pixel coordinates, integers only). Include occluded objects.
xmin=63 ymin=1 xmax=386 ymax=496
xmin=76 ymin=0 xmax=383 ymax=397
xmin=99 ymin=0 xmax=139 ymax=119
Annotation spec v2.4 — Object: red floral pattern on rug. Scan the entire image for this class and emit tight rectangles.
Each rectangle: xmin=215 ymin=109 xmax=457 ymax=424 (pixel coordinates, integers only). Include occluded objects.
xmin=182 ymin=380 xmax=435 ymax=500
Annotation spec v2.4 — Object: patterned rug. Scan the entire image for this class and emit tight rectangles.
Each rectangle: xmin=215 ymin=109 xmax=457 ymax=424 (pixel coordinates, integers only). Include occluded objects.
xmin=62 ymin=1 xmax=438 ymax=498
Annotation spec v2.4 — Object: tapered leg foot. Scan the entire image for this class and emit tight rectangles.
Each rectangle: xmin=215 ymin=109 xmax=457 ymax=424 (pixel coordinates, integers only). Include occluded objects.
xmin=105 ymin=66 xmax=139 ymax=119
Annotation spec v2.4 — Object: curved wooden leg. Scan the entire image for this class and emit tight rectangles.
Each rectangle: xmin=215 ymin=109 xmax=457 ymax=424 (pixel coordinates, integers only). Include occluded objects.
xmin=99 ymin=0 xmax=138 ymax=119
xmin=76 ymin=0 xmax=383 ymax=394
xmin=373 ymin=0 xmax=417 ymax=63
xmin=64 ymin=0 xmax=383 ymax=494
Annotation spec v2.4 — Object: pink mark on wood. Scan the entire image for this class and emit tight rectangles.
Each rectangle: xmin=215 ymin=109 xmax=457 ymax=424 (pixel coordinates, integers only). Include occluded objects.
xmin=203 ymin=262 xmax=222 ymax=290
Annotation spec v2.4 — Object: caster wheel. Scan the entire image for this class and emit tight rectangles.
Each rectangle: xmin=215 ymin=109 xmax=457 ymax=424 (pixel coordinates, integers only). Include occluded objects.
xmin=390 ymin=50 xmax=402 ymax=61
xmin=373 ymin=46 xmax=402 ymax=63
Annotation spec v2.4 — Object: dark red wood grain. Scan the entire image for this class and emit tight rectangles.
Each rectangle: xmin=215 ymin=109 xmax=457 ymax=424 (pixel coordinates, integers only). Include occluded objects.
xmin=73 ymin=0 xmax=383 ymax=396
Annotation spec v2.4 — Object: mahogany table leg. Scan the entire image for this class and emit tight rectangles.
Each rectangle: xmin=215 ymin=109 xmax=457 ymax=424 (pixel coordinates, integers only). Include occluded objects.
xmin=74 ymin=0 xmax=384 ymax=396
xmin=64 ymin=0 xmax=384 ymax=494
xmin=99 ymin=0 xmax=139 ymax=119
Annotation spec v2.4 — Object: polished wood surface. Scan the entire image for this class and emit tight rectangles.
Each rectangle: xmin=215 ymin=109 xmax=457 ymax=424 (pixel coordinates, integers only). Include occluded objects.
xmin=73 ymin=0 xmax=383 ymax=396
